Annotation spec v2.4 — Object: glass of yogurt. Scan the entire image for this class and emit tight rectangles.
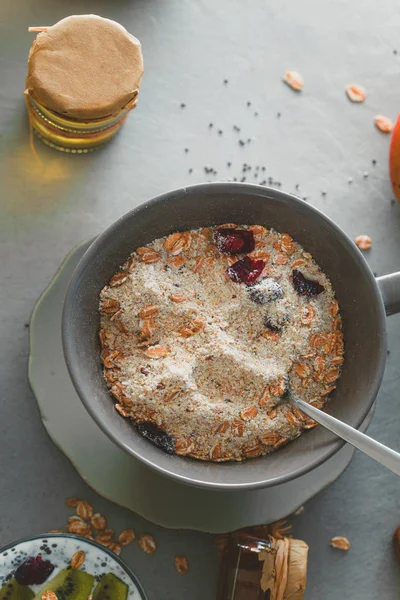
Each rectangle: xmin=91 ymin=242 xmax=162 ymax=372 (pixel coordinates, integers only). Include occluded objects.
xmin=0 ymin=533 xmax=147 ymax=600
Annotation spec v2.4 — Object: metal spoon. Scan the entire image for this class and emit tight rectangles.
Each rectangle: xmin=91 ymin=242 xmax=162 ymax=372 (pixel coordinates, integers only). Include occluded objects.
xmin=290 ymin=394 xmax=400 ymax=477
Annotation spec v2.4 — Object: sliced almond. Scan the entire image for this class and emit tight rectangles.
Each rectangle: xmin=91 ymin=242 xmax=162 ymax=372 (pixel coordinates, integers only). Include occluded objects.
xmin=283 ymin=70 xmax=304 ymax=91
xmin=346 ymin=84 xmax=366 ymax=103
xmin=375 ymin=114 xmax=393 ymax=133
xmin=354 ymin=234 xmax=372 ymax=250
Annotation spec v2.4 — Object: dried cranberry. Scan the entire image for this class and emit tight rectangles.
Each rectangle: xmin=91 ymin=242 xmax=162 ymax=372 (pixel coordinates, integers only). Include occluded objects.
xmin=136 ymin=422 xmax=175 ymax=454
xmin=213 ymin=228 xmax=255 ymax=254
xmin=292 ymin=269 xmax=324 ymax=297
xmin=227 ymin=256 xmax=265 ymax=286
xmin=15 ymin=556 xmax=55 ymax=585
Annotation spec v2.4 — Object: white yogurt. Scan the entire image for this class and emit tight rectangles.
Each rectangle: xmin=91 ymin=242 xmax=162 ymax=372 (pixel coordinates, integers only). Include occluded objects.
xmin=0 ymin=535 xmax=146 ymax=600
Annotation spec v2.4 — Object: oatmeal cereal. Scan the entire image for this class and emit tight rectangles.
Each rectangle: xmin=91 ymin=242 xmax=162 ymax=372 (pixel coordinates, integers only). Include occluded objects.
xmin=99 ymin=224 xmax=344 ymax=462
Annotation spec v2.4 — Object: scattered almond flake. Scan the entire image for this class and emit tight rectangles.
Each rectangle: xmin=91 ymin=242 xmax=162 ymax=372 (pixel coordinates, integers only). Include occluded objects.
xmin=330 ymin=536 xmax=350 ymax=551
xmin=138 ymin=534 xmax=157 ymax=555
xmin=354 ymin=234 xmax=372 ymax=250
xmin=375 ymin=115 xmax=393 ymax=133
xmin=283 ymin=70 xmax=304 ymax=91
xmin=174 ymin=555 xmax=189 ymax=574
xmin=118 ymin=529 xmax=135 ymax=546
xmin=71 ymin=550 xmax=86 ymax=569
xmin=346 ymin=84 xmax=366 ymax=103
xmin=91 ymin=513 xmax=107 ymax=531
xmin=42 ymin=592 xmax=57 ymax=600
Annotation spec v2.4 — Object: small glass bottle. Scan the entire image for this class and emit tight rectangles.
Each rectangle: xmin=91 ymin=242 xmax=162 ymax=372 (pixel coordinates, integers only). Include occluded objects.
xmin=217 ymin=532 xmax=308 ymax=600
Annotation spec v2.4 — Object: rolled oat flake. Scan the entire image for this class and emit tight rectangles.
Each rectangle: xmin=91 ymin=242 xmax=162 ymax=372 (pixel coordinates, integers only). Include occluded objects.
xmin=25 ymin=15 xmax=144 ymax=153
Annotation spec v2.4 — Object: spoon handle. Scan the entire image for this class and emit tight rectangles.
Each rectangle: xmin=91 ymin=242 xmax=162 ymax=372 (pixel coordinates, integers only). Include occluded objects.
xmin=292 ymin=397 xmax=400 ymax=477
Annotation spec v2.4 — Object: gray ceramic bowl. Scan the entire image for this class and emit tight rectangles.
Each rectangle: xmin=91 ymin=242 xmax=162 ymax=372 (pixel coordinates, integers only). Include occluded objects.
xmin=62 ymin=183 xmax=400 ymax=491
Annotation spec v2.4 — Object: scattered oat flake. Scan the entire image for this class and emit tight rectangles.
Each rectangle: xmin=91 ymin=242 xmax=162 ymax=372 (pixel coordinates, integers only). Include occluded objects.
xmin=354 ymin=234 xmax=372 ymax=250
xmin=138 ymin=534 xmax=157 ymax=554
xmin=91 ymin=513 xmax=106 ymax=531
xmin=375 ymin=115 xmax=393 ymax=133
xmin=174 ymin=555 xmax=189 ymax=574
xmin=76 ymin=500 xmax=94 ymax=521
xmin=71 ymin=550 xmax=86 ymax=569
xmin=346 ymin=84 xmax=366 ymax=103
xmin=118 ymin=529 xmax=135 ymax=546
xmin=65 ymin=497 xmax=80 ymax=507
xmin=42 ymin=592 xmax=57 ymax=600
xmin=330 ymin=536 xmax=350 ymax=551
xmin=283 ymin=70 xmax=304 ymax=91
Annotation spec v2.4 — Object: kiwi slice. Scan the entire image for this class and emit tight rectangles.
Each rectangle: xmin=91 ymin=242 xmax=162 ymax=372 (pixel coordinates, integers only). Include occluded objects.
xmin=0 ymin=579 xmax=34 ymax=600
xmin=92 ymin=574 xmax=128 ymax=600
xmin=34 ymin=569 xmax=94 ymax=600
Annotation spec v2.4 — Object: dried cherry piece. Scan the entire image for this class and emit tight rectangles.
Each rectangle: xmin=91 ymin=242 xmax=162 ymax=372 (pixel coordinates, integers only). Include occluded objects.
xmin=292 ymin=269 xmax=324 ymax=297
xmin=15 ymin=556 xmax=55 ymax=585
xmin=213 ymin=228 xmax=255 ymax=254
xmin=227 ymin=256 xmax=265 ymax=286
xmin=136 ymin=422 xmax=175 ymax=454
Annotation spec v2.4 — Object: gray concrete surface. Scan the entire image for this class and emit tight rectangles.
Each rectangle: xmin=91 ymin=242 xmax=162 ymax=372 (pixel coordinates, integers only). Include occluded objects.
xmin=1 ymin=0 xmax=400 ymax=597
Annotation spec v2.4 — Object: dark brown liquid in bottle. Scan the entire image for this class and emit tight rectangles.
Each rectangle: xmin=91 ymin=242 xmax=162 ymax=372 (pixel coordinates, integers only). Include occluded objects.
xmin=217 ymin=534 xmax=271 ymax=600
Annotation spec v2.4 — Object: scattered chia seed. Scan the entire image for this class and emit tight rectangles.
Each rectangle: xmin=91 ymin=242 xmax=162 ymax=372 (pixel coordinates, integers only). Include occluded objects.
xmin=239 ymin=140 xmax=245 ymax=146
xmin=247 ymin=138 xmax=252 ymax=143
xmin=233 ymin=177 xmax=237 ymax=181
xmin=224 ymin=79 xmax=229 ymax=84
xmin=394 ymin=49 xmax=398 ymax=55
xmin=387 ymin=349 xmax=391 ymax=355
xmin=261 ymin=166 xmax=266 ymax=172
xmin=363 ymin=171 xmax=369 ymax=178
xmin=295 ymin=184 xmax=300 ymax=190
xmin=348 ymin=177 xmax=353 ymax=184
xmin=260 ymin=180 xmax=267 ymax=185
xmin=268 ymin=177 xmax=273 ymax=184
xmin=218 ymin=130 xmax=223 ymax=135
xmin=233 ymin=125 xmax=241 ymax=132
xmin=321 ymin=190 xmax=327 ymax=196
xmin=254 ymin=172 xmax=258 ymax=178
xmin=277 ymin=112 xmax=281 ymax=118
xmin=391 ymin=198 xmax=397 ymax=205
xmin=180 ymin=103 xmax=186 ymax=108
xmin=254 ymin=112 xmax=258 ymax=117
xmin=209 ymin=123 xmax=213 ymax=128
xmin=247 ymin=101 xmax=251 ymax=107
xmin=184 ymin=148 xmax=189 ymax=153
xmin=188 ymin=168 xmax=193 ymax=173
xmin=241 ymin=176 xmax=246 ymax=182
xmin=227 ymin=161 xmax=232 ymax=167
xmin=303 ymin=196 xmax=308 ymax=201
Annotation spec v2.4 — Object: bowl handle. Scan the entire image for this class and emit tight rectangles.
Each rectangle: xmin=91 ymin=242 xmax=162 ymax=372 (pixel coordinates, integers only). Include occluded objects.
xmin=376 ymin=273 xmax=400 ymax=316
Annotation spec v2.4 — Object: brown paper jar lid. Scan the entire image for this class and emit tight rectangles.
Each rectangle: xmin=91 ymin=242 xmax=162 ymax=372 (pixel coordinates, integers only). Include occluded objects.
xmin=25 ymin=14 xmax=144 ymax=120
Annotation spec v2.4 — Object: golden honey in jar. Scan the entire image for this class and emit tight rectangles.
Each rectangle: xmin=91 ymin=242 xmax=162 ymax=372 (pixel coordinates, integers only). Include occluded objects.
xmin=25 ymin=15 xmax=144 ymax=152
